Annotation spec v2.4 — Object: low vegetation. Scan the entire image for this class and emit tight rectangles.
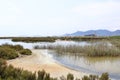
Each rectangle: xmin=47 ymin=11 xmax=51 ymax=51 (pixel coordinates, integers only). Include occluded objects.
xmin=81 ymin=73 xmax=110 ymax=80
xmin=83 ymin=42 xmax=120 ymax=57
xmin=59 ymin=36 xmax=106 ymax=41
xmin=0 ymin=39 xmax=114 ymax=80
xmin=1 ymin=44 xmax=24 ymax=51
xmin=34 ymin=41 xmax=120 ymax=57
xmin=12 ymin=37 xmax=56 ymax=42
xmin=0 ymin=36 xmax=106 ymax=43
xmin=0 ymin=44 xmax=32 ymax=59
xmin=0 ymin=58 xmax=111 ymax=80
xmin=0 ymin=58 xmax=49 ymax=80
xmin=0 ymin=47 xmax=18 ymax=59
xmin=19 ymin=49 xmax=32 ymax=55
xmin=0 ymin=36 xmax=119 ymax=79
xmin=108 ymin=36 xmax=120 ymax=48
xmin=109 ymin=36 xmax=120 ymax=39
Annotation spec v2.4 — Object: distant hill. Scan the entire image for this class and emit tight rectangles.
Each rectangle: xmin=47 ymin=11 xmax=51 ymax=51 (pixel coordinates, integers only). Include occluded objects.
xmin=64 ymin=30 xmax=120 ymax=36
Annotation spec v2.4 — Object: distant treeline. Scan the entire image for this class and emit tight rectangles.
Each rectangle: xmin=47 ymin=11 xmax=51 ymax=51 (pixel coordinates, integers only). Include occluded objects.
xmin=0 ymin=36 xmax=109 ymax=42
xmin=109 ymin=36 xmax=120 ymax=39
xmin=12 ymin=37 xmax=56 ymax=42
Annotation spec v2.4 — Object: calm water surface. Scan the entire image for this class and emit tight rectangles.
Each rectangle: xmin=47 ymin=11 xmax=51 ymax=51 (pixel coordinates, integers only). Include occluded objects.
xmin=0 ymin=39 xmax=119 ymax=80
xmin=49 ymin=51 xmax=120 ymax=80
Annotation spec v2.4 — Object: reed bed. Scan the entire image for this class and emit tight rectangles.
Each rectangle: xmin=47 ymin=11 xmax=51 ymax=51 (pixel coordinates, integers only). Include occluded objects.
xmin=34 ymin=42 xmax=120 ymax=57
xmin=110 ymin=39 xmax=120 ymax=49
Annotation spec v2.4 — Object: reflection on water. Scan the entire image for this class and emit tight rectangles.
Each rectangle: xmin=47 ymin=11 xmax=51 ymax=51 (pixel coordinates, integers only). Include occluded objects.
xmin=0 ymin=39 xmax=120 ymax=80
xmin=49 ymin=50 xmax=120 ymax=79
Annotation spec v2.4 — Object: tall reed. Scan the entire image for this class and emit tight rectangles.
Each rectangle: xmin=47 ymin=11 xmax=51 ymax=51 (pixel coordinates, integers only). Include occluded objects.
xmin=34 ymin=42 xmax=120 ymax=57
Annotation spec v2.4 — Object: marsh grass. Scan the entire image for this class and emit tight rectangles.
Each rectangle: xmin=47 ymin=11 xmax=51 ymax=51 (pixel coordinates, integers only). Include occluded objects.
xmin=34 ymin=42 xmax=120 ymax=57
xmin=108 ymin=36 xmax=120 ymax=49
xmin=83 ymin=43 xmax=120 ymax=57
xmin=110 ymin=39 xmax=120 ymax=49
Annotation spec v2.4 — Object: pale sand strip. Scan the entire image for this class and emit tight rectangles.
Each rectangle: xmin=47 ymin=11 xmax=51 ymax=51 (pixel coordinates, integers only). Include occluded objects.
xmin=7 ymin=49 xmax=88 ymax=79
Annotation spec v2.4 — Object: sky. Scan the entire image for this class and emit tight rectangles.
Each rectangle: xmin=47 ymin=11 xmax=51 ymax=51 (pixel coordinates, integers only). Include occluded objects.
xmin=0 ymin=0 xmax=120 ymax=36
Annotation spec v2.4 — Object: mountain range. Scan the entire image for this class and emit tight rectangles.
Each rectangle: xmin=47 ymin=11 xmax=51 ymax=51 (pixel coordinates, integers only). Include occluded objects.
xmin=64 ymin=30 xmax=120 ymax=36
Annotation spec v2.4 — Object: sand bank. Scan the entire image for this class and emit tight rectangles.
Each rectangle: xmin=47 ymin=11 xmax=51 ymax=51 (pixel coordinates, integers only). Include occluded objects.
xmin=7 ymin=49 xmax=88 ymax=79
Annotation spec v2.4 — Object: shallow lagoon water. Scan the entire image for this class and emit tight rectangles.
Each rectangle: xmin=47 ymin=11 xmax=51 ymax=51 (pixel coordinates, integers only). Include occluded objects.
xmin=49 ymin=51 xmax=120 ymax=80
xmin=0 ymin=39 xmax=120 ymax=80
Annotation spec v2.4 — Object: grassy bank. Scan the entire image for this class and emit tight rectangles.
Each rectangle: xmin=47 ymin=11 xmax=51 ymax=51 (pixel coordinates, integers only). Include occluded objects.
xmin=34 ymin=41 xmax=120 ymax=57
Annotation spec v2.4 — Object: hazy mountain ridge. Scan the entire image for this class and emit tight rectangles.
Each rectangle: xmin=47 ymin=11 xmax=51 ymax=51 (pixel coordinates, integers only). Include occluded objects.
xmin=65 ymin=30 xmax=120 ymax=36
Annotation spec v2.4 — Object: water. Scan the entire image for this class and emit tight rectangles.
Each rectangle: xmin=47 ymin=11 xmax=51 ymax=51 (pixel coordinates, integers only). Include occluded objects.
xmin=49 ymin=51 xmax=120 ymax=80
xmin=0 ymin=39 xmax=91 ymax=49
xmin=0 ymin=39 xmax=57 ymax=49
xmin=0 ymin=39 xmax=120 ymax=80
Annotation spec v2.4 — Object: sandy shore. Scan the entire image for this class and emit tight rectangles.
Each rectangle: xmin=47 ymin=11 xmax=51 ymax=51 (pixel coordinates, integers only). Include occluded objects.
xmin=7 ymin=49 xmax=88 ymax=79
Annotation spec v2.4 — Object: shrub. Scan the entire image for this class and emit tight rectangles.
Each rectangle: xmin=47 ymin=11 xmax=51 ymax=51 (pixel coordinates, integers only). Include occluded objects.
xmin=0 ymin=58 xmax=6 ymax=66
xmin=19 ymin=49 xmax=32 ymax=55
xmin=67 ymin=73 xmax=74 ymax=80
xmin=1 ymin=44 xmax=24 ymax=51
xmin=37 ymin=70 xmax=46 ymax=80
xmin=12 ymin=45 xmax=24 ymax=51
xmin=99 ymin=73 xmax=109 ymax=80
xmin=81 ymin=73 xmax=110 ymax=80
xmin=0 ymin=44 xmax=32 ymax=59
xmin=44 ymin=73 xmax=50 ymax=80
xmin=0 ymin=47 xmax=18 ymax=59
xmin=82 ymin=76 xmax=90 ymax=80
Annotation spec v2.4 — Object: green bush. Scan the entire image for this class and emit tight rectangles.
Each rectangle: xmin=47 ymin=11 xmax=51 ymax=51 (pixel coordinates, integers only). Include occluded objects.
xmin=0 ymin=47 xmax=18 ymax=59
xmin=37 ymin=70 xmax=45 ymax=80
xmin=0 ymin=44 xmax=32 ymax=59
xmin=2 ymin=44 xmax=24 ymax=51
xmin=44 ymin=73 xmax=50 ymax=80
xmin=13 ymin=45 xmax=24 ymax=51
xmin=0 ymin=58 xmax=6 ymax=67
xmin=19 ymin=49 xmax=32 ymax=55
xmin=67 ymin=73 xmax=74 ymax=80
xmin=99 ymin=73 xmax=109 ymax=80
xmin=82 ymin=76 xmax=90 ymax=80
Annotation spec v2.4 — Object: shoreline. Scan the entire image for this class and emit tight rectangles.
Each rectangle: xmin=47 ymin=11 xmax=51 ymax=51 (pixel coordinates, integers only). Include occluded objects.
xmin=7 ymin=49 xmax=88 ymax=79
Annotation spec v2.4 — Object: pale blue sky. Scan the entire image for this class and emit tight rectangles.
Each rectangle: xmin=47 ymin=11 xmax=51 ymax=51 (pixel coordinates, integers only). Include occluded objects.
xmin=0 ymin=0 xmax=120 ymax=36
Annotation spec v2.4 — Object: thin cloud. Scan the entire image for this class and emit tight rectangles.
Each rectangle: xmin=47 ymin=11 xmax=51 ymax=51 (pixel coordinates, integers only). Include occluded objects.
xmin=71 ymin=1 xmax=120 ymax=16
